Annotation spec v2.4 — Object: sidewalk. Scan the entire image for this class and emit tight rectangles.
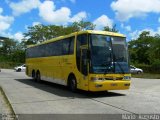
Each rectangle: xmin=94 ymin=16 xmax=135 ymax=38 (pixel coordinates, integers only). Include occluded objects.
xmin=0 ymin=86 xmax=16 ymax=120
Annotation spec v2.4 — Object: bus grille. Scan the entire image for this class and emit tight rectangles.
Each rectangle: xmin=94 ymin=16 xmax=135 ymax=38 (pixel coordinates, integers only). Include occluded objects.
xmin=98 ymin=77 xmax=123 ymax=80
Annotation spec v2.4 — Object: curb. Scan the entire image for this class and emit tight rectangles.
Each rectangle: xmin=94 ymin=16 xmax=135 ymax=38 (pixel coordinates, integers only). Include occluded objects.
xmin=0 ymin=86 xmax=18 ymax=120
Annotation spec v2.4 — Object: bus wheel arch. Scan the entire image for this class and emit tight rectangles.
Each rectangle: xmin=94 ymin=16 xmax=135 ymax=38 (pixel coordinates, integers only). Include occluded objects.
xmin=67 ymin=73 xmax=77 ymax=92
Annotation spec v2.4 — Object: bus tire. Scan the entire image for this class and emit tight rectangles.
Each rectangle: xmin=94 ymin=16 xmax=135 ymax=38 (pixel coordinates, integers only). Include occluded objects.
xmin=32 ymin=70 xmax=36 ymax=80
xmin=36 ymin=71 xmax=41 ymax=83
xmin=68 ymin=76 xmax=77 ymax=92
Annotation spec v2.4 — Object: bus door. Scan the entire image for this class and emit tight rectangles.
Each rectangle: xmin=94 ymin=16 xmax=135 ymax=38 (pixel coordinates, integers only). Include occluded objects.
xmin=80 ymin=46 xmax=89 ymax=89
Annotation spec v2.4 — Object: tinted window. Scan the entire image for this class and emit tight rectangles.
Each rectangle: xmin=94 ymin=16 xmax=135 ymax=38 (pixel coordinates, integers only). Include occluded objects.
xmin=52 ymin=40 xmax=62 ymax=56
xmin=62 ymin=37 xmax=74 ymax=55
xmin=26 ymin=36 xmax=74 ymax=58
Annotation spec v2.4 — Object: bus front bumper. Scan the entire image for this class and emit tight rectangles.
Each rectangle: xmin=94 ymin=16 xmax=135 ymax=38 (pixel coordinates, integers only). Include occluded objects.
xmin=88 ymin=80 xmax=131 ymax=91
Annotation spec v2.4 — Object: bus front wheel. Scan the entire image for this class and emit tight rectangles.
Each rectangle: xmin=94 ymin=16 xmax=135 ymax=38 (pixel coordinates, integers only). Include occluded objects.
xmin=68 ymin=76 xmax=77 ymax=92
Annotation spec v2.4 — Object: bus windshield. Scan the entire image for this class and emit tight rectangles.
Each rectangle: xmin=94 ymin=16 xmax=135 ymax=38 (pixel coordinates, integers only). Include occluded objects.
xmin=89 ymin=34 xmax=130 ymax=74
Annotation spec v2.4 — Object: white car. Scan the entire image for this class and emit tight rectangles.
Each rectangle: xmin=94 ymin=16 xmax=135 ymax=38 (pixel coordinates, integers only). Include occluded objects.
xmin=14 ymin=64 xmax=26 ymax=72
xmin=130 ymin=65 xmax=143 ymax=74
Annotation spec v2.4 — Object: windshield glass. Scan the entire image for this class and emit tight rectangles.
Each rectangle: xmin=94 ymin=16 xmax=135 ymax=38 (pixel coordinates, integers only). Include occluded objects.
xmin=89 ymin=34 xmax=130 ymax=74
xmin=111 ymin=37 xmax=129 ymax=73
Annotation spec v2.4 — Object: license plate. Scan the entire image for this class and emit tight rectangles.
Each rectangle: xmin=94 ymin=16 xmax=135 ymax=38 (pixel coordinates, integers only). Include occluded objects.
xmin=111 ymin=83 xmax=117 ymax=86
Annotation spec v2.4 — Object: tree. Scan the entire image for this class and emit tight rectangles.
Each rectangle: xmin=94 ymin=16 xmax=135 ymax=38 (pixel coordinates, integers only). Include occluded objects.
xmin=71 ymin=20 xmax=95 ymax=31
xmin=24 ymin=24 xmax=74 ymax=45
xmin=0 ymin=37 xmax=26 ymax=64
xmin=128 ymin=31 xmax=157 ymax=65
xmin=10 ymin=50 xmax=25 ymax=63
xmin=148 ymin=34 xmax=160 ymax=63
xmin=103 ymin=24 xmax=118 ymax=32
xmin=0 ymin=38 xmax=17 ymax=56
xmin=24 ymin=24 xmax=51 ymax=44
xmin=23 ymin=21 xmax=96 ymax=45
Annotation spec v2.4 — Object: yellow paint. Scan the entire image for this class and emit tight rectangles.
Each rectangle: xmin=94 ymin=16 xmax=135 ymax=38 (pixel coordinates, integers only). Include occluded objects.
xmin=26 ymin=30 xmax=131 ymax=92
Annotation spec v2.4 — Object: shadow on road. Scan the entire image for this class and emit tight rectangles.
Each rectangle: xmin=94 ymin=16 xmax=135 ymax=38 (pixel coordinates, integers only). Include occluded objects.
xmin=15 ymin=78 xmax=125 ymax=99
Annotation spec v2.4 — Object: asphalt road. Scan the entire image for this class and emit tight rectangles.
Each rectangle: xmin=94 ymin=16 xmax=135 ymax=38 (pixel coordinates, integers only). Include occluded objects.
xmin=0 ymin=69 xmax=160 ymax=120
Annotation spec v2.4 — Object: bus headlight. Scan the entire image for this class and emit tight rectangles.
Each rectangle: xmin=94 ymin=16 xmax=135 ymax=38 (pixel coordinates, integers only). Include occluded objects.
xmin=123 ymin=76 xmax=131 ymax=80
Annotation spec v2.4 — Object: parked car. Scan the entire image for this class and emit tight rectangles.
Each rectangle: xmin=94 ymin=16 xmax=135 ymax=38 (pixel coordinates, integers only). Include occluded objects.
xmin=14 ymin=64 xmax=26 ymax=72
xmin=130 ymin=65 xmax=143 ymax=74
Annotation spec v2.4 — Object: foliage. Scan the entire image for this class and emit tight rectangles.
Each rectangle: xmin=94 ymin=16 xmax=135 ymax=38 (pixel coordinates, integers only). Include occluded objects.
xmin=0 ymin=38 xmax=25 ymax=68
xmin=128 ymin=31 xmax=154 ymax=64
xmin=23 ymin=20 xmax=96 ymax=45
xmin=0 ymin=38 xmax=17 ymax=56
xmin=129 ymin=31 xmax=160 ymax=73
xmin=103 ymin=24 xmax=118 ymax=32
xmin=10 ymin=50 xmax=25 ymax=63
xmin=151 ymin=59 xmax=160 ymax=73
xmin=71 ymin=20 xmax=95 ymax=31
xmin=148 ymin=35 xmax=160 ymax=63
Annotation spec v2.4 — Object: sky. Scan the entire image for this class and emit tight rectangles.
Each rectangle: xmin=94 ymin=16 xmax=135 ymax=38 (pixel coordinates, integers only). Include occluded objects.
xmin=0 ymin=0 xmax=160 ymax=42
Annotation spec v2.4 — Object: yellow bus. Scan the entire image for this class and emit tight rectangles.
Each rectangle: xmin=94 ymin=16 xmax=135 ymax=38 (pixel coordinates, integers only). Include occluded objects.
xmin=26 ymin=30 xmax=131 ymax=92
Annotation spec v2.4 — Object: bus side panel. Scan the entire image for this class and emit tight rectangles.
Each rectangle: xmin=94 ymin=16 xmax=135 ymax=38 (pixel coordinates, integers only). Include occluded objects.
xmin=26 ymin=56 xmax=65 ymax=85
xmin=61 ymin=55 xmax=75 ymax=83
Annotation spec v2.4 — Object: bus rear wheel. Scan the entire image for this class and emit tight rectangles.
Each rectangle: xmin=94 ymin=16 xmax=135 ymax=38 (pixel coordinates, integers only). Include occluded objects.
xmin=36 ymin=71 xmax=41 ymax=82
xmin=68 ymin=76 xmax=77 ymax=92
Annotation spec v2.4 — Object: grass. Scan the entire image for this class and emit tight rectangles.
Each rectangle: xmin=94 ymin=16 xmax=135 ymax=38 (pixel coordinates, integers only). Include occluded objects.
xmin=132 ymin=73 xmax=160 ymax=79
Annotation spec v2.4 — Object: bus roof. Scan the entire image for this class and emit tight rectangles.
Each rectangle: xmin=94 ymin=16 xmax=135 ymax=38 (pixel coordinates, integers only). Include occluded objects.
xmin=27 ymin=30 xmax=125 ymax=48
